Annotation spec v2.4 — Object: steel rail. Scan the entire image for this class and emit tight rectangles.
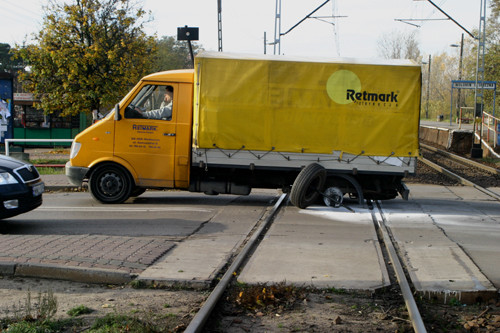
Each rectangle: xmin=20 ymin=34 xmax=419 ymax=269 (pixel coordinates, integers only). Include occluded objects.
xmin=184 ymin=193 xmax=288 ymax=333
xmin=372 ymin=202 xmax=428 ymax=333
xmin=420 ymin=143 xmax=500 ymax=175
xmin=420 ymin=157 xmax=500 ymax=201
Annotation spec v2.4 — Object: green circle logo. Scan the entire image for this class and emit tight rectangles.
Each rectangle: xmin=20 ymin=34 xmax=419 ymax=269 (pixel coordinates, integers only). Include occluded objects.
xmin=326 ymin=70 xmax=361 ymax=104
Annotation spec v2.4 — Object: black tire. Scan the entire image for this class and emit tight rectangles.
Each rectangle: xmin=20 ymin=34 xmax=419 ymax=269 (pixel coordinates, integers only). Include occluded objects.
xmin=290 ymin=163 xmax=327 ymax=209
xmin=89 ymin=164 xmax=133 ymax=204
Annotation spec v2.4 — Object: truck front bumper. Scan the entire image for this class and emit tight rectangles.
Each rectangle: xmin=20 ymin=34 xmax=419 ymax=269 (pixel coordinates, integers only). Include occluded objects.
xmin=65 ymin=162 xmax=89 ymax=186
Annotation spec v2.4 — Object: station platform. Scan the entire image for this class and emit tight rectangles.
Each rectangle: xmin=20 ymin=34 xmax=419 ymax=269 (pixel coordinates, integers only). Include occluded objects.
xmin=420 ymin=119 xmax=499 ymax=158
xmin=420 ymin=119 xmax=474 ymax=130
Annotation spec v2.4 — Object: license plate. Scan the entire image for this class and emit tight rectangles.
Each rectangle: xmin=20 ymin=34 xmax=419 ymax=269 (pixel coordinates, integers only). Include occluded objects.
xmin=32 ymin=183 xmax=45 ymax=196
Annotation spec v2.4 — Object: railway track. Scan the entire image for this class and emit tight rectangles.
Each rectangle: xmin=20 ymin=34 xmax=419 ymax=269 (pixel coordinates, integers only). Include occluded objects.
xmin=420 ymin=143 xmax=500 ymax=201
xmin=181 ymin=193 xmax=435 ymax=332
xmin=185 ymin=193 xmax=288 ymax=332
xmin=174 ymin=147 xmax=500 ymax=331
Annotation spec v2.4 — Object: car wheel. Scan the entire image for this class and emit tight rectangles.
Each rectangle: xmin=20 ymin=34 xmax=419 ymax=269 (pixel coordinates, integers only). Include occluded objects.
xmin=89 ymin=164 xmax=133 ymax=204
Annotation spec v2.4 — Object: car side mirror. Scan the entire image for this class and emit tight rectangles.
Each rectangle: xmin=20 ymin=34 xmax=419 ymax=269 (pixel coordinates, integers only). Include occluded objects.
xmin=114 ymin=104 xmax=121 ymax=121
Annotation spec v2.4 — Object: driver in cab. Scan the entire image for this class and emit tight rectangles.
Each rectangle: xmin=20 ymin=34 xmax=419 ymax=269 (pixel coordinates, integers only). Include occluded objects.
xmin=137 ymin=86 xmax=173 ymax=120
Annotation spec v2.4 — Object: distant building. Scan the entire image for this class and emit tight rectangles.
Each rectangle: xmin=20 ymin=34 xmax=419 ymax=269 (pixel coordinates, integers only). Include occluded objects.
xmin=13 ymin=93 xmax=87 ymax=147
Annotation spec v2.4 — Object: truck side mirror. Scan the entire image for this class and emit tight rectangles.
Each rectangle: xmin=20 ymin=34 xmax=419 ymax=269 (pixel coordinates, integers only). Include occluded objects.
xmin=114 ymin=104 xmax=121 ymax=121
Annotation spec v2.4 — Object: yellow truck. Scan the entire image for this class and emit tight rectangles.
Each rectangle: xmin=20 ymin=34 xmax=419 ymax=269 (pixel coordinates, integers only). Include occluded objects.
xmin=66 ymin=52 xmax=421 ymax=208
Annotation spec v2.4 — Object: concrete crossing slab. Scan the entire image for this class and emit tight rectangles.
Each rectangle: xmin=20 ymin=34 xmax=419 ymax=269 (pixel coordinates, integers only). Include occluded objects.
xmin=238 ymin=204 xmax=390 ymax=290
xmin=380 ymin=184 xmax=498 ymax=302
xmin=138 ymin=194 xmax=276 ymax=288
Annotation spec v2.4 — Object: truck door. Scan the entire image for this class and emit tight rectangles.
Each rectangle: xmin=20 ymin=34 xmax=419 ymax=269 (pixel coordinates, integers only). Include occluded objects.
xmin=114 ymin=83 xmax=179 ymax=188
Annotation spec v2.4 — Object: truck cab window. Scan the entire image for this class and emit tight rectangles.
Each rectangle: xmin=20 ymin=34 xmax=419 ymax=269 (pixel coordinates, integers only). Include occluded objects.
xmin=124 ymin=85 xmax=174 ymax=120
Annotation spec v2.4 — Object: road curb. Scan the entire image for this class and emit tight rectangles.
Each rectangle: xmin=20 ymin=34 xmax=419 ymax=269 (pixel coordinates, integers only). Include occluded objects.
xmin=0 ymin=262 xmax=15 ymax=275
xmin=14 ymin=263 xmax=134 ymax=285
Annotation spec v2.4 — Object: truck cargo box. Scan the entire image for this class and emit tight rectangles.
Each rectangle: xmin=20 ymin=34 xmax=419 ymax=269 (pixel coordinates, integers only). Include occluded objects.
xmin=193 ymin=52 xmax=421 ymax=158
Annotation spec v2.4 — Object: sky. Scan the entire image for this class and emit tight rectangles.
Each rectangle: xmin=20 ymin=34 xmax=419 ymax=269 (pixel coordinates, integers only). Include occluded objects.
xmin=1 ymin=0 xmax=484 ymax=59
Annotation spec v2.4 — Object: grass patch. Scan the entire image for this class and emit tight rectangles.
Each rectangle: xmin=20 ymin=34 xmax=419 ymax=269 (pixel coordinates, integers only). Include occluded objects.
xmin=36 ymin=167 xmax=65 ymax=175
xmin=482 ymin=156 xmax=500 ymax=166
xmin=3 ymin=318 xmax=78 ymax=333
xmin=1 ymin=290 xmax=187 ymax=333
xmin=89 ymin=314 xmax=160 ymax=333
xmin=325 ymin=286 xmax=347 ymax=295
xmin=67 ymin=304 xmax=93 ymax=317
xmin=30 ymin=158 xmax=67 ymax=175
xmin=0 ymin=290 xmax=78 ymax=333
xmin=130 ymin=279 xmax=148 ymax=289
xmin=30 ymin=158 xmax=68 ymax=165
xmin=18 ymin=289 xmax=58 ymax=321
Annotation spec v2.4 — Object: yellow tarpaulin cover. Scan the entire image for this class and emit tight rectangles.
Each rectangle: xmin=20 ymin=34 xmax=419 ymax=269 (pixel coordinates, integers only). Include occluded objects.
xmin=193 ymin=52 xmax=421 ymax=157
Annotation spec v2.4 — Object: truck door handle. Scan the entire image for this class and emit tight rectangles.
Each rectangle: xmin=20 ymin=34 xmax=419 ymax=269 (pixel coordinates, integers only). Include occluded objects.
xmin=164 ymin=133 xmax=176 ymax=137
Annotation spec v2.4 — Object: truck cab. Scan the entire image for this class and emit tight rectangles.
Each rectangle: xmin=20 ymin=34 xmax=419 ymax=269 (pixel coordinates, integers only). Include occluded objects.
xmin=66 ymin=70 xmax=194 ymax=203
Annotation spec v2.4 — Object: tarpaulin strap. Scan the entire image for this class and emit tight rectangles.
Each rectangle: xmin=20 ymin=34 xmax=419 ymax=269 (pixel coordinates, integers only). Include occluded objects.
xmin=212 ymin=144 xmax=245 ymax=158
xmin=276 ymin=151 xmax=291 ymax=161
xmin=248 ymin=147 xmax=275 ymax=160
xmin=346 ymin=151 xmax=365 ymax=164
xmin=368 ymin=152 xmax=395 ymax=165
xmin=395 ymin=156 xmax=412 ymax=166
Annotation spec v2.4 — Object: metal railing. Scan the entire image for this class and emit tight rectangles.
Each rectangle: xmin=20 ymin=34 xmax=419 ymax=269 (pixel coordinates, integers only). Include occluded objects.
xmin=3 ymin=139 xmax=74 ymax=156
xmin=481 ymin=112 xmax=499 ymax=148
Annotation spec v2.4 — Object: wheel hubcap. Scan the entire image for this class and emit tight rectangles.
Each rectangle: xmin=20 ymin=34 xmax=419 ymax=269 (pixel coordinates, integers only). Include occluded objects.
xmin=100 ymin=173 xmax=122 ymax=196
xmin=323 ymin=187 xmax=344 ymax=207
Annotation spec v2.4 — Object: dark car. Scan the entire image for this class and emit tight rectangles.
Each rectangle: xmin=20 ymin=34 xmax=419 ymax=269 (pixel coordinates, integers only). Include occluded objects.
xmin=0 ymin=154 xmax=44 ymax=219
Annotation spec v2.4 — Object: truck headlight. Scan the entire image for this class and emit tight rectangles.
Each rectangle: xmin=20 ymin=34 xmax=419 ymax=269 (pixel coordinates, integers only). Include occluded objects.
xmin=70 ymin=141 xmax=81 ymax=159
xmin=0 ymin=172 xmax=19 ymax=185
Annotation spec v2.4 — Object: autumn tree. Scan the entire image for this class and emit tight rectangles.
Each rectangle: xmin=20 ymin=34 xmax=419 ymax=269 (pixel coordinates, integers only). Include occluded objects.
xmin=459 ymin=0 xmax=500 ymax=113
xmin=483 ymin=0 xmax=500 ymax=111
xmin=0 ymin=43 xmax=12 ymax=72
xmin=15 ymin=0 xmax=155 ymax=116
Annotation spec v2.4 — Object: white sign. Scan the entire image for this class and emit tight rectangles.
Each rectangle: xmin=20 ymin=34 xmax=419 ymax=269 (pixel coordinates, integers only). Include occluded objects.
xmin=13 ymin=93 xmax=34 ymax=101
xmin=452 ymin=81 xmax=496 ymax=90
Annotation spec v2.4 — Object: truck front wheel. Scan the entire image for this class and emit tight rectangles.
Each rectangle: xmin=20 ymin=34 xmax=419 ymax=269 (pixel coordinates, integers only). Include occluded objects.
xmin=290 ymin=163 xmax=326 ymax=209
xmin=89 ymin=164 xmax=133 ymax=204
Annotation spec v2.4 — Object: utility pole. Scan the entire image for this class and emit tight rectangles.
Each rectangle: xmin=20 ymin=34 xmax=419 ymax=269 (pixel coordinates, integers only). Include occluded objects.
xmin=451 ymin=33 xmax=464 ymax=118
xmin=273 ymin=0 xmax=282 ymax=55
xmin=217 ymin=0 xmax=223 ymax=52
xmin=426 ymin=55 xmax=431 ymax=119
xmin=458 ymin=33 xmax=464 ymax=115
xmin=471 ymin=0 xmax=487 ymax=157
xmin=264 ymin=32 xmax=267 ymax=54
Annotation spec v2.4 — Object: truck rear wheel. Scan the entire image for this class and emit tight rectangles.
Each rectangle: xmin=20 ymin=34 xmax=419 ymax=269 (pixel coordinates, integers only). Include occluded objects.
xmin=290 ymin=163 xmax=326 ymax=209
xmin=89 ymin=164 xmax=133 ymax=204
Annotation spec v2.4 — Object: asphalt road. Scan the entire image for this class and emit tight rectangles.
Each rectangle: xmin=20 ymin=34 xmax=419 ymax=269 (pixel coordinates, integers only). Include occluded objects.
xmin=0 ymin=191 xmax=274 ymax=237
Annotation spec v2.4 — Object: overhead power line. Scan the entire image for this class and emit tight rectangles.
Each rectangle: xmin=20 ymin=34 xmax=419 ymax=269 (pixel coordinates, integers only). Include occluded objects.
xmin=396 ymin=0 xmax=476 ymax=39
